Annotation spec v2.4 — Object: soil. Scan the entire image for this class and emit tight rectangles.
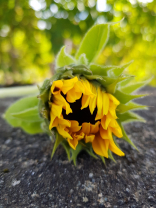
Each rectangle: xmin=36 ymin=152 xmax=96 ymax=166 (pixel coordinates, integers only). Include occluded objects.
xmin=0 ymin=86 xmax=156 ymax=208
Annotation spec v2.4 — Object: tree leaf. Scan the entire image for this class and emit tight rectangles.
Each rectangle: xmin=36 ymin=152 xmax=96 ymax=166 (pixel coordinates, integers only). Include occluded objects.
xmin=75 ymin=24 xmax=110 ymax=63
xmin=51 ymin=132 xmax=64 ymax=159
xmin=116 ymin=102 xmax=148 ymax=114
xmin=56 ymin=46 xmax=76 ymax=68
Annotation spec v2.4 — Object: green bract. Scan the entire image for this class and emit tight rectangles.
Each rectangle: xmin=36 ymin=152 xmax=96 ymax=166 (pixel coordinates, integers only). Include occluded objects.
xmin=3 ymin=22 xmax=151 ymax=165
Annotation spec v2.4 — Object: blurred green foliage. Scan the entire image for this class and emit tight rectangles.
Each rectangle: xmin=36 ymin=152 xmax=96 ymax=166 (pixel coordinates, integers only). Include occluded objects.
xmin=0 ymin=0 xmax=156 ymax=85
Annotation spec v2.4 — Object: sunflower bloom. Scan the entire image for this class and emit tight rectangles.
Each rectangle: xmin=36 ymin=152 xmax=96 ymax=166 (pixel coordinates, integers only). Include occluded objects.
xmin=49 ymin=76 xmax=124 ymax=158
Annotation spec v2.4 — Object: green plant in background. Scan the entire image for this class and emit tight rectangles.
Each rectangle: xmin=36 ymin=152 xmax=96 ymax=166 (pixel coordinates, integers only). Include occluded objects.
xmin=0 ymin=0 xmax=156 ymax=85
xmin=3 ymin=22 xmax=151 ymax=165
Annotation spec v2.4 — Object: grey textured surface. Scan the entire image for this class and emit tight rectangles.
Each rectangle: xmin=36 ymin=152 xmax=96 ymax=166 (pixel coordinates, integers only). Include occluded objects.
xmin=0 ymin=87 xmax=156 ymax=208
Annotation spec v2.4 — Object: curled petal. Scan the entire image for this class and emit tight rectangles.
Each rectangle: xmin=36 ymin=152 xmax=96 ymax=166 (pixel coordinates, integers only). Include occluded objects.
xmin=81 ymin=122 xmax=90 ymax=135
xmin=66 ymin=87 xmax=82 ymax=103
xmin=90 ymin=121 xmax=100 ymax=134
xmin=62 ymin=76 xmax=78 ymax=94
xmin=51 ymin=80 xmax=63 ymax=94
xmin=92 ymin=133 xmax=109 ymax=157
xmin=69 ymin=120 xmax=81 ymax=133
xmin=102 ymin=92 xmax=109 ymax=115
xmin=100 ymin=125 xmax=113 ymax=140
xmin=85 ymin=134 xmax=95 ymax=143
xmin=67 ymin=137 xmax=78 ymax=150
xmin=108 ymin=93 xmax=120 ymax=106
xmin=57 ymin=125 xmax=73 ymax=140
xmin=81 ymin=95 xmax=90 ymax=110
xmin=109 ymin=139 xmax=125 ymax=156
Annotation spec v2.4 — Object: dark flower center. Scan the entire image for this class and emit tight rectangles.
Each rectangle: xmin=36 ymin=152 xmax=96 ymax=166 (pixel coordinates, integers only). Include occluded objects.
xmin=62 ymin=95 xmax=97 ymax=125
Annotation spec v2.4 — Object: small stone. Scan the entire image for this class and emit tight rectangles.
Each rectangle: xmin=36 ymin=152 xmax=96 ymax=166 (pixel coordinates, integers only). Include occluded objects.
xmin=98 ymin=193 xmax=103 ymax=198
xmin=148 ymin=196 xmax=154 ymax=202
xmin=69 ymin=189 xmax=74 ymax=194
xmin=117 ymin=199 xmax=125 ymax=205
xmin=12 ymin=180 xmax=20 ymax=186
xmin=31 ymin=193 xmax=40 ymax=198
xmin=83 ymin=197 xmax=88 ymax=203
xmin=89 ymin=173 xmax=93 ymax=178
xmin=126 ymin=188 xmax=130 ymax=193
xmin=3 ymin=168 xmax=9 ymax=173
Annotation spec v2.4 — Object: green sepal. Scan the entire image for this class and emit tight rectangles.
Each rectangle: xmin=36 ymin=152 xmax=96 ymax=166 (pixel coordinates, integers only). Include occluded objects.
xmin=116 ymin=102 xmax=148 ymax=114
xmin=108 ymin=61 xmax=133 ymax=77
xmin=120 ymin=77 xmax=153 ymax=94
xmin=71 ymin=143 xmax=84 ymax=166
xmin=61 ymin=70 xmax=74 ymax=79
xmin=75 ymin=24 xmax=110 ymax=63
xmin=114 ymin=90 xmax=148 ymax=104
xmin=118 ymin=76 xmax=135 ymax=88
xmin=41 ymin=121 xmax=55 ymax=141
xmin=38 ymin=100 xmax=50 ymax=120
xmin=56 ymin=46 xmax=76 ymax=68
xmin=78 ymin=53 xmax=88 ymax=65
xmin=11 ymin=106 xmax=42 ymax=122
xmin=100 ymin=156 xmax=106 ymax=165
xmin=83 ymin=143 xmax=98 ymax=159
xmin=61 ymin=140 xmax=71 ymax=161
xmin=118 ymin=122 xmax=138 ymax=150
xmin=108 ymin=150 xmax=116 ymax=163
xmin=117 ymin=111 xmax=146 ymax=123
xmin=89 ymin=63 xmax=115 ymax=76
xmin=106 ymin=76 xmax=128 ymax=94
xmin=51 ymin=131 xmax=64 ymax=159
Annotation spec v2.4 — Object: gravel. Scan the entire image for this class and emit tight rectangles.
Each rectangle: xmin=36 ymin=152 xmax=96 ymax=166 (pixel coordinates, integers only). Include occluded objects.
xmin=0 ymin=86 xmax=156 ymax=208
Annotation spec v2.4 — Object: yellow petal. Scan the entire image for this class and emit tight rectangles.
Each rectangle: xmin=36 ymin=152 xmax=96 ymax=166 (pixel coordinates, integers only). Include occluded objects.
xmin=51 ymin=80 xmax=63 ymax=94
xmin=85 ymin=134 xmax=95 ymax=143
xmin=92 ymin=133 xmax=109 ymax=157
xmin=109 ymin=101 xmax=118 ymax=119
xmin=81 ymin=122 xmax=90 ymax=134
xmin=108 ymin=93 xmax=120 ymax=106
xmin=67 ymin=137 xmax=78 ymax=150
xmin=89 ymin=85 xmax=97 ymax=114
xmin=95 ymin=87 xmax=103 ymax=120
xmin=90 ymin=121 xmax=100 ymax=134
xmin=81 ymin=95 xmax=90 ymax=110
xmin=102 ymin=92 xmax=109 ymax=115
xmin=109 ymin=139 xmax=125 ymax=156
xmin=110 ymin=124 xmax=123 ymax=138
xmin=53 ymin=93 xmax=72 ymax=115
xmin=81 ymin=79 xmax=95 ymax=96
xmin=100 ymin=125 xmax=113 ymax=140
xmin=74 ymin=132 xmax=85 ymax=141
xmin=51 ymin=103 xmax=62 ymax=118
xmin=57 ymin=125 xmax=73 ymax=140
xmin=66 ymin=87 xmax=82 ymax=103
xmin=62 ymin=76 xmax=78 ymax=94
xmin=69 ymin=120 xmax=81 ymax=132
xmin=101 ymin=114 xmax=112 ymax=130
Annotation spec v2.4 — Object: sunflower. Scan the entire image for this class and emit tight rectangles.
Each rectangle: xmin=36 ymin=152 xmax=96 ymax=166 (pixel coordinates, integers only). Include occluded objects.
xmin=49 ymin=76 xmax=124 ymax=158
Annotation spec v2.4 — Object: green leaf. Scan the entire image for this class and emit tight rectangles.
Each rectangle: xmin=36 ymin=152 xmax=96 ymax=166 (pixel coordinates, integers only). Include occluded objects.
xmin=4 ymin=96 xmax=43 ymax=134
xmin=0 ymin=85 xmax=39 ymax=98
xmin=61 ymin=140 xmax=71 ymax=161
xmin=51 ymin=132 xmax=64 ymax=159
xmin=71 ymin=64 xmax=92 ymax=75
xmin=77 ymin=53 xmax=88 ymax=65
xmin=56 ymin=46 xmax=76 ymax=68
xmin=108 ymin=150 xmax=116 ymax=162
xmin=71 ymin=143 xmax=84 ymax=166
xmin=108 ymin=61 xmax=133 ymax=77
xmin=114 ymin=90 xmax=148 ymax=104
xmin=75 ymin=24 xmax=109 ymax=63
xmin=117 ymin=111 xmax=146 ymax=123
xmin=118 ymin=122 xmax=138 ymax=150
xmin=120 ymin=77 xmax=153 ymax=94
xmin=12 ymin=106 xmax=42 ymax=122
xmin=116 ymin=102 xmax=148 ymax=114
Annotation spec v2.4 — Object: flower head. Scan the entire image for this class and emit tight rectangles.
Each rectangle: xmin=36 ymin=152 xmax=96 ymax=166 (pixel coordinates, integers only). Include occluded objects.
xmin=49 ymin=76 xmax=124 ymax=158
